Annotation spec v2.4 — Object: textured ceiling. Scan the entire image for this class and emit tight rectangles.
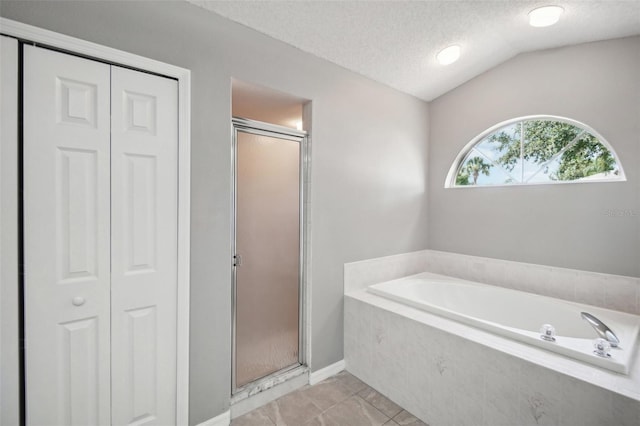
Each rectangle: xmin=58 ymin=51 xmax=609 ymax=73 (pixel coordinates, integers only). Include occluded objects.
xmin=187 ymin=1 xmax=640 ymax=101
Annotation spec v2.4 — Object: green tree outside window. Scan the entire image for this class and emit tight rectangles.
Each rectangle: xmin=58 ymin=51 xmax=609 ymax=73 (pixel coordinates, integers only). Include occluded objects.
xmin=451 ymin=118 xmax=623 ymax=186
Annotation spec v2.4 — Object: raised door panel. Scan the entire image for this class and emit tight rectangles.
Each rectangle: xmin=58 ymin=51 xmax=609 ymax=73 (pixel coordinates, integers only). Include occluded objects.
xmin=110 ymin=66 xmax=178 ymax=425
xmin=23 ymin=45 xmax=111 ymax=425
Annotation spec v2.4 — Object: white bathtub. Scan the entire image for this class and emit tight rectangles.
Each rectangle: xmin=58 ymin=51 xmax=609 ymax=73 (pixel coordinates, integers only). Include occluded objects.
xmin=368 ymin=272 xmax=640 ymax=374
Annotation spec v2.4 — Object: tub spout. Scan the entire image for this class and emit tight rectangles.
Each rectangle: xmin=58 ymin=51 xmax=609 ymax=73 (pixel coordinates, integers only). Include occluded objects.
xmin=581 ymin=312 xmax=620 ymax=348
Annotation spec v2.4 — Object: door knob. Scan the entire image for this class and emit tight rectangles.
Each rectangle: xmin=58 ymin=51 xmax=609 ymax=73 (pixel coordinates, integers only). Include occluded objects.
xmin=72 ymin=296 xmax=86 ymax=306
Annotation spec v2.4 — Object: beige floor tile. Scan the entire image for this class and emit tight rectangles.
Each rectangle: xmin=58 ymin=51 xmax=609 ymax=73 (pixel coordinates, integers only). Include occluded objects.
xmin=303 ymin=412 xmax=341 ymax=426
xmin=263 ymin=390 xmax=322 ymax=426
xmin=323 ymin=395 xmax=390 ymax=426
xmin=358 ymin=386 xmax=403 ymax=418
xmin=302 ymin=374 xmax=354 ymax=411
xmin=334 ymin=371 xmax=368 ymax=394
xmin=232 ymin=405 xmax=275 ymax=426
xmin=393 ymin=410 xmax=429 ymax=426
xmin=234 ymin=372 xmax=428 ymax=426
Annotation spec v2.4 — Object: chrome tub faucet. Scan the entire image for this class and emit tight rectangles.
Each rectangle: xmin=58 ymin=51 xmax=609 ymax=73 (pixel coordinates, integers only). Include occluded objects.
xmin=581 ymin=312 xmax=620 ymax=347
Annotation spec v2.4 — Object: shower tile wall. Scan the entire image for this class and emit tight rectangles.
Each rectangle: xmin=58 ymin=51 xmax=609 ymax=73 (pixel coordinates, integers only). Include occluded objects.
xmin=344 ymin=296 xmax=640 ymax=426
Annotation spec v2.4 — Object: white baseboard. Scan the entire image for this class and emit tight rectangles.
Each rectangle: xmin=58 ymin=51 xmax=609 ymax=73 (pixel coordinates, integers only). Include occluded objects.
xmin=309 ymin=359 xmax=345 ymax=385
xmin=196 ymin=410 xmax=231 ymax=426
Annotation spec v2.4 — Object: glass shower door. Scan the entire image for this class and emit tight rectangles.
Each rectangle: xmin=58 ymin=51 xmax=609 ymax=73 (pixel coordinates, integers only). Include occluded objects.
xmin=233 ymin=122 xmax=302 ymax=391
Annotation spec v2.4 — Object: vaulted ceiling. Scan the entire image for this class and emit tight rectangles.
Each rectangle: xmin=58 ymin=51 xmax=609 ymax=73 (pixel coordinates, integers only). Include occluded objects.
xmin=187 ymin=1 xmax=640 ymax=101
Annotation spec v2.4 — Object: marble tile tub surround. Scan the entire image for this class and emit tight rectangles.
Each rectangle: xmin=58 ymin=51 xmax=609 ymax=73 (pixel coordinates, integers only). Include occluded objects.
xmin=344 ymin=250 xmax=430 ymax=294
xmin=344 ymin=294 xmax=640 ymax=426
xmin=344 ymin=249 xmax=640 ymax=315
xmin=231 ymin=371 xmax=427 ymax=426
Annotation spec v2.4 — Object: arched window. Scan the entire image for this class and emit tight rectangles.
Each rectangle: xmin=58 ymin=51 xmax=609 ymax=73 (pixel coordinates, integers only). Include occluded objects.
xmin=446 ymin=116 xmax=625 ymax=187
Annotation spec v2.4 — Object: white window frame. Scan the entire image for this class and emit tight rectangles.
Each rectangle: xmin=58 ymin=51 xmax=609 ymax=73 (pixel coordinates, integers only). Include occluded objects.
xmin=445 ymin=115 xmax=626 ymax=188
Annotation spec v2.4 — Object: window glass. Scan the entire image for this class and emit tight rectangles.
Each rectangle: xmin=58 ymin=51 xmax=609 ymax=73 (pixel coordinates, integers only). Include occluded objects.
xmin=449 ymin=117 xmax=624 ymax=187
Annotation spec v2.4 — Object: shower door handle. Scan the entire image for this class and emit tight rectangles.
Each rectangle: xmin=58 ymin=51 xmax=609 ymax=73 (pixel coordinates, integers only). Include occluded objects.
xmin=234 ymin=254 xmax=243 ymax=267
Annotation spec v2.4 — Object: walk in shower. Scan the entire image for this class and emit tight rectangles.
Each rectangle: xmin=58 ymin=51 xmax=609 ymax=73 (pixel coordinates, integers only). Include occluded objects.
xmin=232 ymin=117 xmax=307 ymax=394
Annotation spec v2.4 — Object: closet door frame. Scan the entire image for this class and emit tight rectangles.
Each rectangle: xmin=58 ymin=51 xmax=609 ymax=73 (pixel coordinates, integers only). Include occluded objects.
xmin=0 ymin=18 xmax=191 ymax=425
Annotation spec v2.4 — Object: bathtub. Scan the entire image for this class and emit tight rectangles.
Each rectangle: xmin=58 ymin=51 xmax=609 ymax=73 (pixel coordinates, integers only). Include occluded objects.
xmin=368 ymin=272 xmax=640 ymax=374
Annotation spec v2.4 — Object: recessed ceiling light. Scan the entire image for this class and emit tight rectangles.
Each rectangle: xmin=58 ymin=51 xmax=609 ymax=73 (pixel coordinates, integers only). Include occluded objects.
xmin=528 ymin=5 xmax=564 ymax=27
xmin=437 ymin=45 xmax=460 ymax=66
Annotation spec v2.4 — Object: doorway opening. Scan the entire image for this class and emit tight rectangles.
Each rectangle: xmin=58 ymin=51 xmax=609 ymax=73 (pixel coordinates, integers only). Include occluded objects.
xmin=231 ymin=80 xmax=311 ymax=402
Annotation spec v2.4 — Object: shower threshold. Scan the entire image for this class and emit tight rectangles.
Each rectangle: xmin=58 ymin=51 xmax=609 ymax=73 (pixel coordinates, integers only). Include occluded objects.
xmin=231 ymin=363 xmax=309 ymax=404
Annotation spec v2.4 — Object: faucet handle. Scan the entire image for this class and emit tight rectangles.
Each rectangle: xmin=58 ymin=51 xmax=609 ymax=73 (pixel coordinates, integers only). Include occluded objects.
xmin=539 ymin=324 xmax=556 ymax=342
xmin=593 ymin=338 xmax=612 ymax=358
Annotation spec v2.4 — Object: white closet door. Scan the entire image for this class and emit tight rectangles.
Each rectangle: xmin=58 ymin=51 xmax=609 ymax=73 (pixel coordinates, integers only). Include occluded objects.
xmin=110 ymin=66 xmax=178 ymax=425
xmin=24 ymin=45 xmax=112 ymax=425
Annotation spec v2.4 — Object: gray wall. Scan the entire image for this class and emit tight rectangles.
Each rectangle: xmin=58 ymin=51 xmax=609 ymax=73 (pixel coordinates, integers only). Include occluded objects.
xmin=428 ymin=36 xmax=640 ymax=278
xmin=0 ymin=1 xmax=430 ymax=424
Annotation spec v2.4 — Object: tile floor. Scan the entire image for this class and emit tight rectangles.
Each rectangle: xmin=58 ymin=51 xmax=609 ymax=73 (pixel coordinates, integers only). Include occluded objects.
xmin=231 ymin=371 xmax=428 ymax=426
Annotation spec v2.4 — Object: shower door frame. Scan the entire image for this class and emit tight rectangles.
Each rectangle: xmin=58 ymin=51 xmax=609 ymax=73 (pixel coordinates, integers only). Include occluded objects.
xmin=231 ymin=117 xmax=309 ymax=396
